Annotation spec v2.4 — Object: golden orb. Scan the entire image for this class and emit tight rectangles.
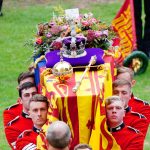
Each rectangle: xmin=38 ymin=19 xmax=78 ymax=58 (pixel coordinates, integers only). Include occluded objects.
xmin=52 ymin=61 xmax=73 ymax=83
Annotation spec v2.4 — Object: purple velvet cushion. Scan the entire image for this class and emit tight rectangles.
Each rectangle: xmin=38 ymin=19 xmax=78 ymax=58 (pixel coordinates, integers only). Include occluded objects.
xmin=45 ymin=48 xmax=104 ymax=68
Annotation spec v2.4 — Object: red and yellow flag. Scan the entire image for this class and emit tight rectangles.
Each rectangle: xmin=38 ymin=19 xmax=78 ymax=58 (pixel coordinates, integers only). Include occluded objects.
xmin=36 ymin=61 xmax=120 ymax=150
xmin=89 ymin=62 xmax=120 ymax=150
xmin=112 ymin=0 xmax=136 ymax=58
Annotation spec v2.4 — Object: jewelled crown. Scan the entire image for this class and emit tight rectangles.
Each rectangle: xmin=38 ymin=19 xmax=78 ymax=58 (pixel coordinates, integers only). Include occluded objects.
xmin=62 ymin=35 xmax=87 ymax=58
xmin=61 ymin=20 xmax=87 ymax=58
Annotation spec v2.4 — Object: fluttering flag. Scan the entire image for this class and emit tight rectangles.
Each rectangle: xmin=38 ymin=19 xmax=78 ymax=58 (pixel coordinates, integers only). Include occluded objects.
xmin=112 ymin=0 xmax=136 ymax=58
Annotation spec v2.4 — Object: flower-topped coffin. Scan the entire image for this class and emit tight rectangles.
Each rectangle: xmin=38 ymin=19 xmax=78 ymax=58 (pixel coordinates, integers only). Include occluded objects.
xmin=29 ymin=8 xmax=117 ymax=58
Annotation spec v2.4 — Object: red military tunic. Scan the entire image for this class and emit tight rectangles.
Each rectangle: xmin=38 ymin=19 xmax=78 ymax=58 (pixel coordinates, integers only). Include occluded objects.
xmin=16 ymin=126 xmax=40 ymax=150
xmin=5 ymin=112 xmax=33 ymax=149
xmin=3 ymin=103 xmax=23 ymax=126
xmin=129 ymin=94 xmax=150 ymax=124
xmin=123 ymin=106 xmax=149 ymax=138
xmin=108 ymin=123 xmax=144 ymax=150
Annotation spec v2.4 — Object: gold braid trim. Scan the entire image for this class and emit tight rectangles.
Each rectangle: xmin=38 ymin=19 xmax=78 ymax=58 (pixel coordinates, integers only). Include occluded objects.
xmin=97 ymin=64 xmax=105 ymax=70
xmin=104 ymin=50 xmax=114 ymax=57
xmin=34 ymin=55 xmax=45 ymax=68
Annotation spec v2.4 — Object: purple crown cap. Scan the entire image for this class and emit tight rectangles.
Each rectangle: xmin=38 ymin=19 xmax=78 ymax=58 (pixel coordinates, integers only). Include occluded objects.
xmin=62 ymin=35 xmax=87 ymax=58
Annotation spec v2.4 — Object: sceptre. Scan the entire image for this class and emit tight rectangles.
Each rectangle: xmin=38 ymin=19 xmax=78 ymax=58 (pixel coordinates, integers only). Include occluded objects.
xmin=72 ymin=55 xmax=97 ymax=93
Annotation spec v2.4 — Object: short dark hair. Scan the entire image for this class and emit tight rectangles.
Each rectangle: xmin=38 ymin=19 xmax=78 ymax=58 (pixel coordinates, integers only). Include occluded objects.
xmin=18 ymin=82 xmax=37 ymax=98
xmin=74 ymin=143 xmax=92 ymax=150
xmin=17 ymin=71 xmax=34 ymax=84
xmin=28 ymin=94 xmax=49 ymax=109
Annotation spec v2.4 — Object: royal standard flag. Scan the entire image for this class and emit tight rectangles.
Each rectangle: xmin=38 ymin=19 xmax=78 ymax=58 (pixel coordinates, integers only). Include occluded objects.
xmin=112 ymin=0 xmax=136 ymax=58
xmin=89 ymin=61 xmax=120 ymax=150
xmin=36 ymin=59 xmax=120 ymax=150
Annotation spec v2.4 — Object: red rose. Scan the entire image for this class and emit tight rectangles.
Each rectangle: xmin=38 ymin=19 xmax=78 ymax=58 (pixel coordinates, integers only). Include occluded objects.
xmin=52 ymin=41 xmax=62 ymax=50
xmin=36 ymin=37 xmax=43 ymax=45
xmin=87 ymin=30 xmax=95 ymax=41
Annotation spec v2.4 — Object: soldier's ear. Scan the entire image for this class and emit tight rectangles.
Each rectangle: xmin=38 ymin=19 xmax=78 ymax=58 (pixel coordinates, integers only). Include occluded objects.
xmin=28 ymin=110 xmax=31 ymax=117
xmin=123 ymin=110 xmax=125 ymax=117
xmin=68 ymin=138 xmax=72 ymax=149
xmin=131 ymin=79 xmax=136 ymax=87
xmin=17 ymin=97 xmax=22 ymax=104
xmin=16 ymin=85 xmax=19 ymax=90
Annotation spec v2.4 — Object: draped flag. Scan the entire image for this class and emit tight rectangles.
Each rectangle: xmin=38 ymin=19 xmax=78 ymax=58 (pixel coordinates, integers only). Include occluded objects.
xmin=112 ymin=0 xmax=136 ymax=58
xmin=35 ymin=57 xmax=120 ymax=150
xmin=89 ymin=61 xmax=120 ymax=150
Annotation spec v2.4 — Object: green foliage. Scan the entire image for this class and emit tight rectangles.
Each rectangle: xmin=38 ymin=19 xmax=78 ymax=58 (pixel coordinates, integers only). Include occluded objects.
xmin=53 ymin=5 xmax=65 ymax=16
xmin=0 ymin=1 xmax=149 ymax=149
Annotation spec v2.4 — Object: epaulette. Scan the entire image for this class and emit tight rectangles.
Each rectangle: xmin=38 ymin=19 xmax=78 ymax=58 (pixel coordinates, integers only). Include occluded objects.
xmin=127 ymin=126 xmax=140 ymax=134
xmin=7 ymin=116 xmax=20 ymax=126
xmin=131 ymin=111 xmax=146 ymax=119
xmin=134 ymin=97 xmax=149 ymax=106
xmin=5 ymin=103 xmax=20 ymax=110
xmin=18 ymin=129 xmax=33 ymax=139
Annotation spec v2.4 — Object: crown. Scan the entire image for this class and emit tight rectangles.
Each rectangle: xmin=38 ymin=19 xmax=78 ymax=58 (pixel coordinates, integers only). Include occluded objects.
xmin=62 ymin=35 xmax=87 ymax=58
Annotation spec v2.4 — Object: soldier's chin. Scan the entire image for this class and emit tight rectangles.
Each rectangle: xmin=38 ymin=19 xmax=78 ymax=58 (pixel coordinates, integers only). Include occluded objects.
xmin=110 ymin=119 xmax=118 ymax=123
xmin=37 ymin=120 xmax=44 ymax=124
